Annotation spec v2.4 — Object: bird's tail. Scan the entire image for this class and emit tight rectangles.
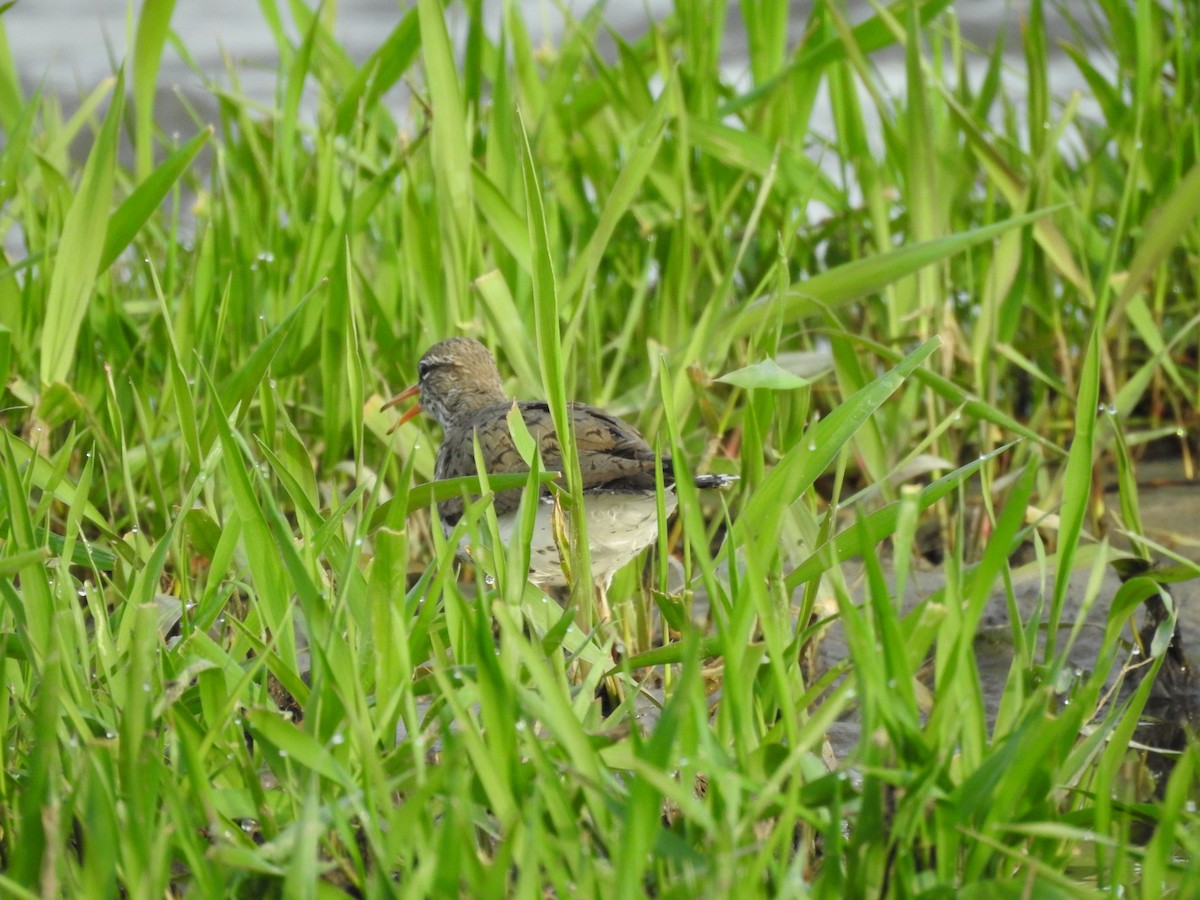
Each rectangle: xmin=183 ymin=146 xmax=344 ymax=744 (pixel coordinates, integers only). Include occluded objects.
xmin=693 ymin=474 xmax=738 ymax=490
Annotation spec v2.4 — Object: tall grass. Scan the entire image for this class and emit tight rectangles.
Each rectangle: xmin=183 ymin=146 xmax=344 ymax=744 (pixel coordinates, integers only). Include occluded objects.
xmin=1 ymin=0 xmax=1198 ymax=895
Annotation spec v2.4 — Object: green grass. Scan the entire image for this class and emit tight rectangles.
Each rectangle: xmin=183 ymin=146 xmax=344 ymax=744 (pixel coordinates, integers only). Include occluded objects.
xmin=2 ymin=0 xmax=1200 ymax=895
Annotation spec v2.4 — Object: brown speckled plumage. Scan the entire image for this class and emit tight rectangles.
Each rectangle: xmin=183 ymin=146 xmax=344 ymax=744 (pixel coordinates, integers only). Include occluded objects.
xmin=388 ymin=337 xmax=732 ymax=590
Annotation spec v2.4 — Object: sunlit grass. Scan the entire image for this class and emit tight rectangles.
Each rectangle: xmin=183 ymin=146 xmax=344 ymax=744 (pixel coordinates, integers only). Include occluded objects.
xmin=1 ymin=0 xmax=1199 ymax=895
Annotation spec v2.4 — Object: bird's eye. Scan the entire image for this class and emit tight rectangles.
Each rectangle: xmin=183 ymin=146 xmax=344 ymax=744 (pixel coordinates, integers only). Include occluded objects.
xmin=417 ymin=360 xmax=431 ymax=379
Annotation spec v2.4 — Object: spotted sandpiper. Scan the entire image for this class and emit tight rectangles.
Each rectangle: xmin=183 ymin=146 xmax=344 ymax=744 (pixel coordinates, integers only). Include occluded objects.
xmin=384 ymin=337 xmax=735 ymax=596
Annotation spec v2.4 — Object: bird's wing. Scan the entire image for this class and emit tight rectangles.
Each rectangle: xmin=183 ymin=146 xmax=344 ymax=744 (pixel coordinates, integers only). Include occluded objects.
xmin=436 ymin=403 xmax=533 ymax=520
xmin=528 ymin=403 xmax=676 ymax=494
xmin=437 ymin=399 xmax=719 ymax=526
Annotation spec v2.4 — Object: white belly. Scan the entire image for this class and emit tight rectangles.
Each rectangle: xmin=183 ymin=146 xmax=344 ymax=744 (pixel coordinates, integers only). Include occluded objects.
xmin=451 ymin=490 xmax=678 ymax=590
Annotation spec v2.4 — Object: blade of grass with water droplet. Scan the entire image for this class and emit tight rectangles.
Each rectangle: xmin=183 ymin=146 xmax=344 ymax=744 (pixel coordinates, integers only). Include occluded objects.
xmin=102 ymin=127 xmax=211 ymax=272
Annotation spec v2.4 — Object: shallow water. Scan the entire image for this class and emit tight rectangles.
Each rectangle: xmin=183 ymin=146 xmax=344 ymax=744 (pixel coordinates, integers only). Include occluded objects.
xmin=5 ymin=0 xmax=1088 ymax=87
xmin=5 ymin=1 xmax=1097 ymax=140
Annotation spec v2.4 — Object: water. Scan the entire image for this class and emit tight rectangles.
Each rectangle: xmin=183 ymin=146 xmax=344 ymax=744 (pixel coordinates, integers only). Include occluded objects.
xmin=5 ymin=1 xmax=1097 ymax=133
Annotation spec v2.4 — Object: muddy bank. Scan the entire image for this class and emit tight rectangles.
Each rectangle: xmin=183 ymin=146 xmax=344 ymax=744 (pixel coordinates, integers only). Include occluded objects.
xmin=817 ymin=457 xmax=1200 ymax=767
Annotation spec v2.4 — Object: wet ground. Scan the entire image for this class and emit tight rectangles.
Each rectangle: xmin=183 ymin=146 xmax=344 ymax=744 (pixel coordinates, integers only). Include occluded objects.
xmin=815 ymin=456 xmax=1200 ymax=774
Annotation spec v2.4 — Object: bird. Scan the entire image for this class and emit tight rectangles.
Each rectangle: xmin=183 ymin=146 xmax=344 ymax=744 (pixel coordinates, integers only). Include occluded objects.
xmin=383 ymin=337 xmax=735 ymax=600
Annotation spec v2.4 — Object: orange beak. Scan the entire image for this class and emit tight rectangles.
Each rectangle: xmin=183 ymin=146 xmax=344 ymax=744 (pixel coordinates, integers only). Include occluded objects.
xmin=382 ymin=383 xmax=422 ymax=434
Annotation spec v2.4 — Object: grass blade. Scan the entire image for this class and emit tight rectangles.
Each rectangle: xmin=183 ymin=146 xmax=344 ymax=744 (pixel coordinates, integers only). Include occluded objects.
xmin=38 ymin=72 xmax=124 ymax=388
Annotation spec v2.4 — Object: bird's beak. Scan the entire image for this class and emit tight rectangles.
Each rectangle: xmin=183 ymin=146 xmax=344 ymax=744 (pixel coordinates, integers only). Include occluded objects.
xmin=383 ymin=384 xmax=422 ymax=434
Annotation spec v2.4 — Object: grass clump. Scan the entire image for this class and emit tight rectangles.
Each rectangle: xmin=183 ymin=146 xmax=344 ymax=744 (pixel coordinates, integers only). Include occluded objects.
xmin=1 ymin=0 xmax=1199 ymax=895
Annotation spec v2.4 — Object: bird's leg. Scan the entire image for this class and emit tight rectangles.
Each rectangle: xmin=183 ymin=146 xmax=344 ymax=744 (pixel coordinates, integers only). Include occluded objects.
xmin=596 ymin=581 xmax=612 ymax=624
